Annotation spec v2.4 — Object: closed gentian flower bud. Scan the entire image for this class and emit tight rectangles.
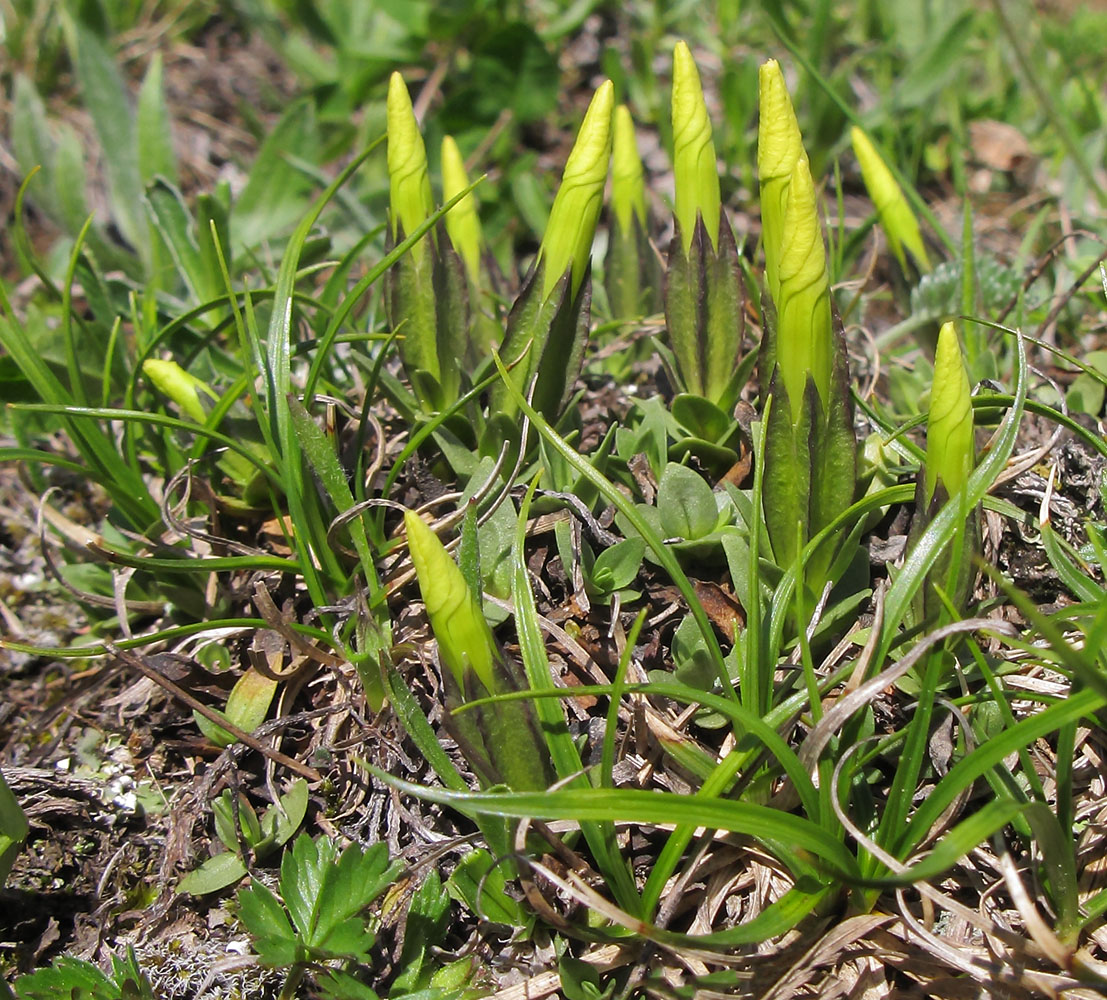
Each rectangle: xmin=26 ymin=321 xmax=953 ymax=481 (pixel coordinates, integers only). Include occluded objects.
xmin=539 ymin=79 xmax=614 ymax=300
xmin=612 ymin=104 xmax=647 ymax=234
xmin=441 ymin=134 xmax=483 ymax=285
xmin=850 ymin=126 xmax=930 ymax=272
xmin=671 ymin=41 xmax=720 ymax=252
xmin=404 ymin=510 xmax=497 ymax=694
xmin=776 ymin=156 xmax=832 ymax=421
xmin=925 ymin=321 xmax=974 ymax=503
xmin=758 ymin=59 xmax=805 ymax=301
xmin=143 ymin=358 xmax=214 ymax=425
xmin=387 ymin=73 xmax=434 ymax=261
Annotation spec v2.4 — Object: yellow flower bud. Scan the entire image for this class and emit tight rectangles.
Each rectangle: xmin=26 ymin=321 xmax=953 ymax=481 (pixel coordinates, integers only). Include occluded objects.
xmin=758 ymin=59 xmax=805 ymax=300
xmin=671 ymin=41 xmax=720 ymax=252
xmin=387 ymin=72 xmax=434 ymax=260
xmin=776 ymin=156 xmax=832 ymax=421
xmin=612 ymin=104 xmax=647 ymax=233
xmin=142 ymin=358 xmax=213 ymax=425
xmin=925 ymin=321 xmax=974 ymax=502
xmin=404 ymin=510 xmax=497 ymax=693
xmin=441 ymin=135 xmax=483 ymax=285
xmin=539 ymin=79 xmax=614 ymax=300
xmin=850 ymin=126 xmax=930 ymax=272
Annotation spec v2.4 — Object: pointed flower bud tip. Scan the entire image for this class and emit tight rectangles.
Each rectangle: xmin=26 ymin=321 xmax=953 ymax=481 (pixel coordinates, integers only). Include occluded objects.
xmin=387 ymin=73 xmax=434 ymax=254
xmin=404 ymin=510 xmax=497 ymax=693
xmin=850 ymin=126 xmax=930 ymax=271
xmin=925 ymin=321 xmax=974 ymax=502
xmin=776 ymin=156 xmax=832 ymax=420
xmin=612 ymin=104 xmax=647 ymax=233
xmin=441 ymin=135 xmax=483 ymax=285
xmin=758 ymin=59 xmax=806 ymax=299
xmin=671 ymin=41 xmax=720 ymax=252
xmin=539 ymin=79 xmax=614 ymax=300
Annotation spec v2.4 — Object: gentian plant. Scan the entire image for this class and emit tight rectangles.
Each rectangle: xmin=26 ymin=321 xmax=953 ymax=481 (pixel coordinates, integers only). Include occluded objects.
xmin=403 ymin=509 xmax=551 ymax=791
xmin=662 ymin=42 xmax=747 ymax=414
xmin=909 ymin=320 xmax=979 ymax=624
xmin=488 ymin=80 xmax=614 ymax=440
xmin=757 ymin=60 xmax=857 ymax=602
xmin=386 ymin=73 xmax=471 ymax=412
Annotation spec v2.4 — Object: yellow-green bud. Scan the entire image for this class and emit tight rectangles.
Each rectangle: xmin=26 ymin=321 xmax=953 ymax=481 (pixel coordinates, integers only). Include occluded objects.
xmin=776 ymin=156 xmax=832 ymax=422
xmin=142 ymin=358 xmax=213 ymax=425
xmin=671 ymin=41 xmax=720 ymax=252
xmin=539 ymin=79 xmax=614 ymax=300
xmin=758 ymin=59 xmax=805 ymax=301
xmin=850 ymin=126 xmax=930 ymax=272
xmin=387 ymin=72 xmax=434 ymax=260
xmin=925 ymin=321 xmax=974 ymax=503
xmin=404 ymin=510 xmax=497 ymax=693
xmin=612 ymin=104 xmax=647 ymax=233
xmin=441 ymin=135 xmax=483 ymax=285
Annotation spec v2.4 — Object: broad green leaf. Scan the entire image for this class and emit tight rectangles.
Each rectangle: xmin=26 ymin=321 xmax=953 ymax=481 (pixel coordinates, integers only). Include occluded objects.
xmin=194 ymin=667 xmax=279 ymax=748
xmin=66 ymin=17 xmax=143 ymax=253
xmin=657 ymin=463 xmax=718 ymax=541
xmin=446 ymin=850 xmax=527 ymax=926
xmin=176 ymin=850 xmax=248 ymax=897
xmin=136 ymin=52 xmax=177 ymax=186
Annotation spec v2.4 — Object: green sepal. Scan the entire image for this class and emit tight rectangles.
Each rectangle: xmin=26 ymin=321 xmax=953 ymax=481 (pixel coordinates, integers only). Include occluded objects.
xmin=387 ymin=221 xmax=470 ymax=411
xmin=806 ymin=309 xmax=859 ymax=587
xmin=464 ymin=665 xmax=553 ymax=793
xmin=664 ymin=213 xmax=745 ymax=410
xmin=437 ymin=646 xmax=553 ymax=793
xmin=762 ymin=367 xmax=814 ymax=572
xmin=760 ymin=293 xmax=857 ymax=595
xmin=605 ymin=211 xmax=662 ymax=320
xmin=490 ymin=258 xmax=592 ymax=430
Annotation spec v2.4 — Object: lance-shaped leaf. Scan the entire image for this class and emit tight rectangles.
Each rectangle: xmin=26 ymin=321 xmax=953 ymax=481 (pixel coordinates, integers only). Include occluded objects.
xmin=758 ymin=59 xmax=804 ymax=301
xmin=403 ymin=510 xmax=551 ymax=791
xmin=775 ymin=156 xmax=832 ymax=423
xmin=441 ymin=134 xmax=483 ymax=286
xmin=672 ymin=41 xmax=720 ymax=253
xmin=539 ymin=79 xmax=614 ymax=300
xmin=925 ymin=321 xmax=974 ymax=503
xmin=850 ymin=126 xmax=930 ymax=272
xmin=387 ymin=72 xmax=434 ymax=261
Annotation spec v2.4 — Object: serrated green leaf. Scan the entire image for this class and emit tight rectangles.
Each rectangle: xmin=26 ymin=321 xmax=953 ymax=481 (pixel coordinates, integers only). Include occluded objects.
xmin=240 ymin=881 xmax=299 ymax=966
